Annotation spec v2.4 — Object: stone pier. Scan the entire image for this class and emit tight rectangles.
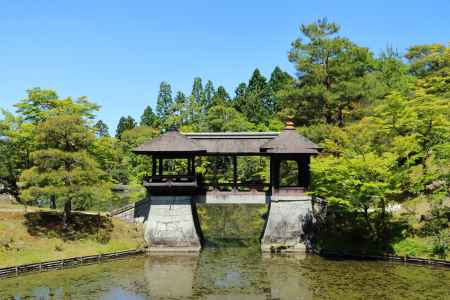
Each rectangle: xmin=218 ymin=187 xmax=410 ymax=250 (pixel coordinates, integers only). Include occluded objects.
xmin=144 ymin=196 xmax=201 ymax=251
xmin=261 ymin=195 xmax=315 ymax=252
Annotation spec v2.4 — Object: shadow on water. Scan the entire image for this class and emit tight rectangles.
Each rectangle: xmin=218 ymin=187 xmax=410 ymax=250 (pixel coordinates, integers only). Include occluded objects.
xmin=314 ymin=204 xmax=412 ymax=255
xmin=1 ymin=247 xmax=449 ymax=300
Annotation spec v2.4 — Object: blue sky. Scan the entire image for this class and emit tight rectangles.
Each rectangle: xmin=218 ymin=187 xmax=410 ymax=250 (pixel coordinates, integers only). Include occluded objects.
xmin=1 ymin=0 xmax=449 ymax=133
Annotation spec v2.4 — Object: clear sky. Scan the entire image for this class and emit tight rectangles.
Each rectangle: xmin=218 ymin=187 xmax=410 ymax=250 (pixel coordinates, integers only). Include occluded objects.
xmin=1 ymin=0 xmax=449 ymax=133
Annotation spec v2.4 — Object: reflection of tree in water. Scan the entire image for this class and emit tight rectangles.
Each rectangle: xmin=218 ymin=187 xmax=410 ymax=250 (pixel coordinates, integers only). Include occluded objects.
xmin=1 ymin=250 xmax=449 ymax=299
xmin=286 ymin=255 xmax=450 ymax=299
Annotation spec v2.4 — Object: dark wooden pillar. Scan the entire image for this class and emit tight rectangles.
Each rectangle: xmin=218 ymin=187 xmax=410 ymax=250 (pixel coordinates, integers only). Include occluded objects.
xmin=298 ymin=155 xmax=311 ymax=189
xmin=189 ymin=156 xmax=196 ymax=175
xmin=232 ymin=156 xmax=238 ymax=192
xmin=305 ymin=155 xmax=311 ymax=189
xmin=270 ymin=156 xmax=280 ymax=192
xmin=152 ymin=156 xmax=157 ymax=176
xmin=158 ymin=157 xmax=163 ymax=175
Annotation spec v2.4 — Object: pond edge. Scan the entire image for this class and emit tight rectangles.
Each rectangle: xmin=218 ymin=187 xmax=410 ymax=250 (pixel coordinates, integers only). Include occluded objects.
xmin=1 ymin=248 xmax=449 ymax=279
xmin=0 ymin=248 xmax=145 ymax=279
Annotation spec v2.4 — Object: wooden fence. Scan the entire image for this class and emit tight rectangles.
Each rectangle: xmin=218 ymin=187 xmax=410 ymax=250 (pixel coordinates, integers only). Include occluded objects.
xmin=0 ymin=249 xmax=145 ymax=279
xmin=318 ymin=250 xmax=450 ymax=268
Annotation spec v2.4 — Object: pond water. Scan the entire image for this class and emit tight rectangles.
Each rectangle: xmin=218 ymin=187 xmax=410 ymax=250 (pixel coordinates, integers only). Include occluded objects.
xmin=0 ymin=248 xmax=449 ymax=299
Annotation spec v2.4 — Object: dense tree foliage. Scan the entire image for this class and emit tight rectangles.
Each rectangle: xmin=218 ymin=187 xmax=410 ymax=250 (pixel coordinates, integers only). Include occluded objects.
xmin=20 ymin=114 xmax=111 ymax=228
xmin=0 ymin=19 xmax=448 ymax=255
xmin=155 ymin=81 xmax=173 ymax=125
xmin=94 ymin=120 xmax=109 ymax=137
xmin=115 ymin=116 xmax=136 ymax=139
xmin=140 ymin=106 xmax=157 ymax=127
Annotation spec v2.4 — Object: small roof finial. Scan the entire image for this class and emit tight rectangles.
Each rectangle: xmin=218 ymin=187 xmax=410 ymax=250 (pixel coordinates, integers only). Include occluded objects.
xmin=285 ymin=115 xmax=295 ymax=130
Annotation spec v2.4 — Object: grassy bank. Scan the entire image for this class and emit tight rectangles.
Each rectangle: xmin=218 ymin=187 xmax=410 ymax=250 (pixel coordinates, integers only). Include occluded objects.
xmin=0 ymin=204 xmax=144 ymax=268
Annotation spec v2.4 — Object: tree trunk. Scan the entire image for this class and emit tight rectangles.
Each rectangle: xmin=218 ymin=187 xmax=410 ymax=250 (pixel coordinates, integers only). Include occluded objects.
xmin=50 ymin=195 xmax=56 ymax=209
xmin=325 ymin=109 xmax=333 ymax=124
xmin=62 ymin=200 xmax=72 ymax=230
xmin=378 ymin=199 xmax=387 ymax=247
xmin=337 ymin=107 xmax=344 ymax=127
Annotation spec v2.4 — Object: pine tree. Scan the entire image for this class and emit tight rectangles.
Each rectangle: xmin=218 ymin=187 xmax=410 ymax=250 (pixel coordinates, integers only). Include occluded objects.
xmin=19 ymin=114 xmax=111 ymax=228
xmin=94 ymin=120 xmax=109 ymax=137
xmin=285 ymin=18 xmax=373 ymax=126
xmin=140 ymin=106 xmax=157 ymax=127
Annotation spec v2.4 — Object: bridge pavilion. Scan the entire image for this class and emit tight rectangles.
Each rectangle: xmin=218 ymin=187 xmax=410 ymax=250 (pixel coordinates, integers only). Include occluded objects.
xmin=130 ymin=121 xmax=322 ymax=252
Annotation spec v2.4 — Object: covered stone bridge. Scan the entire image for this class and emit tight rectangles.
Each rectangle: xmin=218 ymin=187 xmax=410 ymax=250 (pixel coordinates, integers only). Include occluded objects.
xmin=113 ymin=121 xmax=325 ymax=252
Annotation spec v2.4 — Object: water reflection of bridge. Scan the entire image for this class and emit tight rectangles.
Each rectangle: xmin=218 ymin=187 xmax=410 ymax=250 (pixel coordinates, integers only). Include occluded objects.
xmin=143 ymin=250 xmax=313 ymax=300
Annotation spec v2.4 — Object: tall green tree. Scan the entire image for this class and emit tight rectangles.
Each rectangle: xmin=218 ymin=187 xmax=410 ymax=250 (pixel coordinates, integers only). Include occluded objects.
xmin=204 ymin=80 xmax=215 ymax=110
xmin=284 ymin=18 xmax=374 ymax=126
xmin=19 ymin=114 xmax=111 ymax=228
xmin=269 ymin=66 xmax=294 ymax=112
xmin=191 ymin=78 xmax=205 ymax=105
xmin=207 ymin=105 xmax=254 ymax=132
xmin=174 ymin=91 xmax=188 ymax=125
xmin=0 ymin=111 xmax=34 ymax=198
xmin=94 ymin=120 xmax=109 ymax=137
xmin=15 ymin=88 xmax=99 ymax=123
xmin=406 ymin=43 xmax=450 ymax=97
xmin=211 ymin=86 xmax=231 ymax=106
xmin=140 ymin=106 xmax=157 ymax=127
xmin=234 ymin=69 xmax=273 ymax=124
xmin=155 ymin=81 xmax=173 ymax=125
xmin=269 ymin=66 xmax=293 ymax=93
xmin=115 ymin=116 xmax=136 ymax=139
xmin=1 ymin=89 xmax=101 ymax=199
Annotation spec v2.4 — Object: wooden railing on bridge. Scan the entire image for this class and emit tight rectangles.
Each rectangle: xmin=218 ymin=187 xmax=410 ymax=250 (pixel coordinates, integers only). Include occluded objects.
xmin=202 ymin=181 xmax=270 ymax=192
xmin=143 ymin=175 xmax=198 ymax=188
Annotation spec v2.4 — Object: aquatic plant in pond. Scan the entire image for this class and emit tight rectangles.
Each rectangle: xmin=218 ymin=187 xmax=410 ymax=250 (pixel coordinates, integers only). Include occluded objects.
xmin=0 ymin=248 xmax=448 ymax=299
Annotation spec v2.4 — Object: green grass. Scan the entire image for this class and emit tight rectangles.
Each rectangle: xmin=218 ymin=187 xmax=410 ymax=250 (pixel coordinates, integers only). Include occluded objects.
xmin=392 ymin=236 xmax=433 ymax=258
xmin=0 ymin=206 xmax=144 ymax=268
